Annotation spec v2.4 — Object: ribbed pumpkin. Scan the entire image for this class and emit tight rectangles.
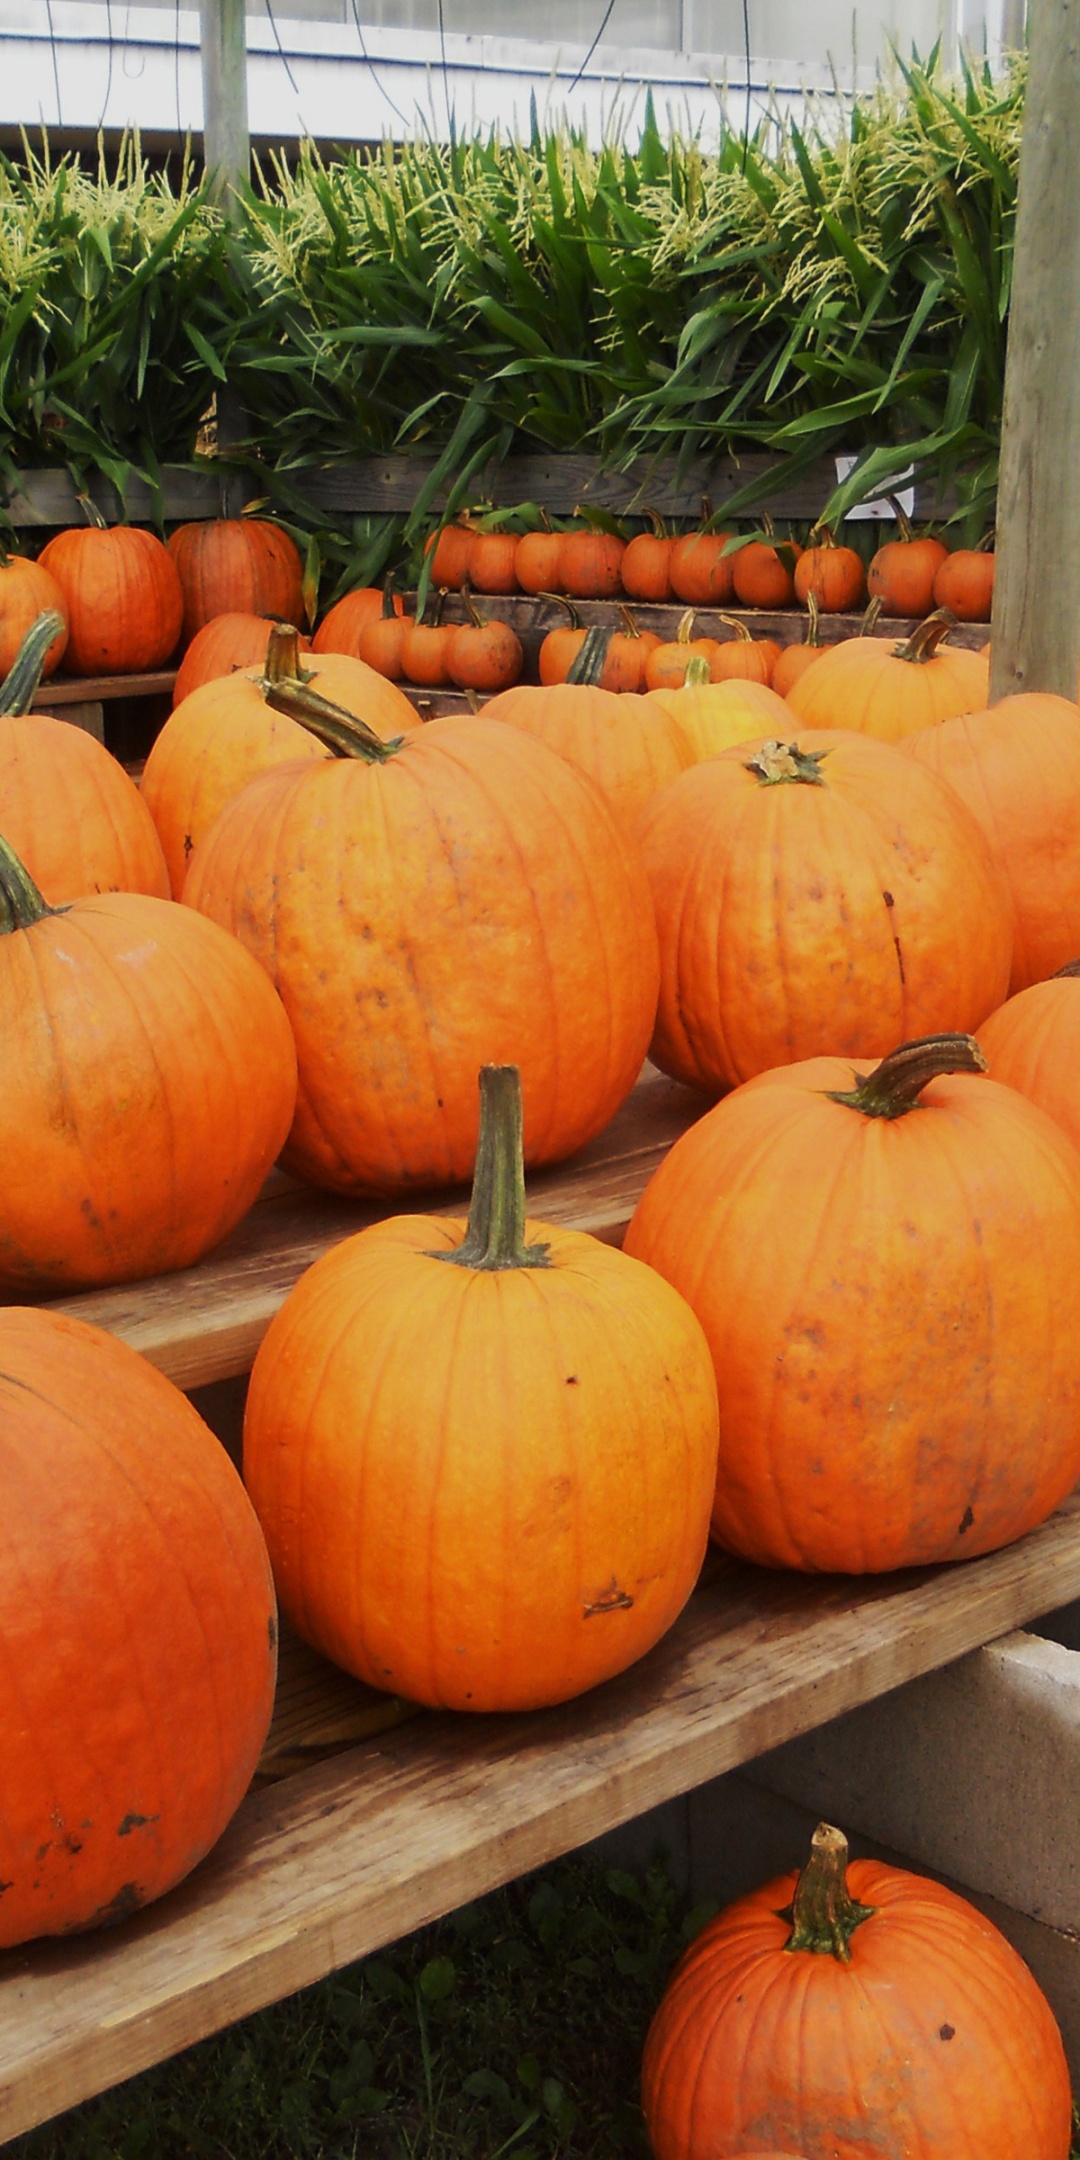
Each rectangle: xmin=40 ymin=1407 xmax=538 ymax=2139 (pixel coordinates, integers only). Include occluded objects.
xmin=172 ymin=612 xmax=311 ymax=705
xmin=445 ymin=590 xmax=523 ymax=693
xmin=358 ymin=588 xmax=413 ymax=680
xmin=466 ymin=530 xmax=519 ymax=596
xmin=785 ymin=612 xmax=989 ymax=740
xmin=0 ymin=612 xmax=168 ymax=904
xmin=515 ymin=521 xmax=565 ymax=595
xmin=639 ymin=734 xmax=1012 ymax=1092
xmin=484 ymin=626 xmax=693 ymax=830
xmin=183 ymin=711 xmax=660 ymax=1194
xmin=39 ymin=521 xmax=183 ymax=676
xmin=669 ymin=531 xmax=736 ymax=607
xmin=141 ymin=623 xmax=415 ymax=896
xmin=0 ymin=1307 xmax=277 ymax=1948
xmin=710 ymin=616 xmax=780 ymax=685
xmin=906 ymin=692 xmax=1080 ymax=992
xmin=646 ymin=661 xmax=789 ymax=762
xmin=793 ymin=527 xmax=866 ymax=612
xmin=867 ymin=515 xmax=948 ymax=617
xmin=0 ymin=832 xmax=295 ymax=1289
xmin=979 ymin=963 xmax=1080 ymax=1154
xmin=559 ymin=530 xmax=626 ymax=599
xmin=0 ymin=548 xmax=68 ymax=678
xmin=626 ymin=1032 xmax=1080 ymax=1573
xmin=244 ymin=1064 xmax=718 ymax=1711
xmin=311 ymin=585 xmax=400 ymax=657
xmin=642 ymin=1821 xmax=1070 ymax=2160
xmin=933 ymin=547 xmax=995 ymax=622
xmin=167 ymin=518 xmax=304 ymax=642
xmin=401 ymin=591 xmax=455 ymax=686
xmin=772 ymin=592 xmax=824 ymax=696
xmin=623 ymin=519 xmax=674 ymax=602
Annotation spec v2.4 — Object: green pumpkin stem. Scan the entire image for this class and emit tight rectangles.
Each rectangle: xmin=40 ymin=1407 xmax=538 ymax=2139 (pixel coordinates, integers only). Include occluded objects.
xmin=0 ymin=610 xmax=66 ymax=716
xmin=804 ymin=591 xmax=821 ymax=647
xmin=887 ymin=496 xmax=915 ymax=544
xmin=683 ymin=654 xmax=712 ymax=688
xmin=746 ymin=739 xmax=829 ymax=788
xmin=0 ymin=830 xmax=58 ymax=933
xmin=785 ymin=1824 xmax=877 ymax=1962
xmin=437 ymin=1066 xmax=551 ymax=1272
xmin=259 ymin=620 xmax=403 ymax=762
xmin=566 ymin=624 xmax=612 ymax=687
xmin=892 ymin=609 xmax=957 ymax=663
xmin=261 ymin=622 xmax=311 ymax=686
xmin=826 ymin=1032 xmax=988 ymax=1120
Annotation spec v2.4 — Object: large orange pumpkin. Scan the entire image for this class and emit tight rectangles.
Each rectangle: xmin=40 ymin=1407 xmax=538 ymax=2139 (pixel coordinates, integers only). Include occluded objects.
xmin=978 ymin=963 xmax=1080 ymax=1153
xmin=0 ymin=548 xmax=68 ymax=679
xmin=0 ymin=1306 xmax=276 ymax=1948
xmin=483 ymin=626 xmax=693 ymax=830
xmin=39 ymin=522 xmax=183 ymax=676
xmin=906 ymin=692 xmax=1080 ymax=992
xmin=141 ymin=622 xmax=416 ymax=896
xmin=167 ymin=518 xmax=304 ymax=642
xmin=639 ymin=733 xmax=1012 ymax=1092
xmin=642 ymin=1821 xmax=1070 ymax=2160
xmin=0 ymin=832 xmax=296 ymax=1290
xmin=626 ymin=1033 xmax=1080 ymax=1573
xmin=785 ymin=611 xmax=989 ymax=739
xmin=183 ymin=712 xmax=660 ymax=1194
xmin=244 ymin=1064 xmax=718 ymax=1711
xmin=171 ymin=611 xmax=311 ymax=705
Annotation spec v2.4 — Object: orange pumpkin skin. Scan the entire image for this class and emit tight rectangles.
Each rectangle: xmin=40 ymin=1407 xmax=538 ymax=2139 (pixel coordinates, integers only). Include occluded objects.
xmin=0 ymin=1308 xmax=276 ymax=1948
xmin=772 ymin=638 xmax=824 ymax=698
xmin=515 ymin=529 xmax=565 ymax=594
xmin=642 ymin=1844 xmax=1071 ymax=2159
xmin=626 ymin=1044 xmax=1080 ymax=1573
xmin=731 ymin=540 xmax=800 ymax=609
xmin=465 ymin=531 xmax=519 ymax=595
xmin=358 ymin=610 xmax=413 ymax=680
xmin=906 ymin=694 xmax=1080 ymax=992
xmin=183 ymin=718 xmax=660 ymax=1194
xmin=38 ymin=526 xmax=184 ymax=676
xmin=483 ymin=679 xmax=693 ymax=830
xmin=426 ymin=523 xmax=473 ymax=590
xmin=793 ymin=542 xmax=866 ymax=613
xmin=622 ymin=531 xmax=674 ymax=602
xmin=669 ymin=533 xmax=736 ymax=607
xmin=0 ymin=873 xmax=297 ymax=1291
xmin=709 ymin=627 xmax=779 ymax=685
xmin=244 ymin=1193 xmax=718 ymax=1710
xmin=0 ymin=710 xmax=168 ymax=903
xmin=0 ymin=555 xmax=68 ymax=679
xmin=559 ymin=531 xmax=626 ymax=599
xmin=172 ymin=612 xmax=311 ymax=705
xmin=638 ymin=733 xmax=1013 ymax=1092
xmin=142 ymin=644 xmax=415 ymax=896
xmin=934 ymin=548 xmax=995 ymax=622
xmin=645 ymin=679 xmax=788 ymax=762
xmin=446 ymin=615 xmax=524 ymax=693
xmin=311 ymin=587 xmax=400 ymax=657
xmin=867 ymin=534 xmax=948 ymax=616
xmin=539 ymin=622 xmax=586 ymax=684
xmin=167 ymin=519 xmax=304 ymax=643
xmin=979 ymin=972 xmax=1080 ymax=1154
xmin=785 ymin=623 xmax=989 ymax=741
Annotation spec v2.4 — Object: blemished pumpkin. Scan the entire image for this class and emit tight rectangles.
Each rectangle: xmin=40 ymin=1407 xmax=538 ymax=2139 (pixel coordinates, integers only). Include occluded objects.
xmin=141 ymin=622 xmax=415 ymax=896
xmin=243 ymin=1064 xmax=719 ymax=1711
xmin=0 ymin=1306 xmax=276 ymax=1948
xmin=979 ymin=963 xmax=1080 ymax=1155
xmin=642 ymin=1821 xmax=1071 ymax=2160
xmin=39 ymin=520 xmax=183 ymax=676
xmin=172 ymin=611 xmax=311 ymax=705
xmin=445 ymin=590 xmax=523 ymax=693
xmin=311 ymin=585 xmax=400 ymax=657
xmin=0 ymin=547 xmax=68 ymax=679
xmin=167 ymin=518 xmax=304 ymax=642
xmin=784 ymin=611 xmax=989 ymax=740
xmin=182 ymin=709 xmax=660 ymax=1195
xmin=639 ymin=733 xmax=1012 ymax=1093
xmin=626 ymin=1033 xmax=1080 ymax=1573
xmin=0 ymin=831 xmax=296 ymax=1290
xmin=906 ymin=692 xmax=1080 ymax=993
xmin=558 ymin=529 xmax=626 ymax=599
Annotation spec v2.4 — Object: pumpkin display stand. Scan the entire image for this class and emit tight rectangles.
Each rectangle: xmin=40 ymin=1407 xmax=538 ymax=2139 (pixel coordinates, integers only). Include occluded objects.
xmin=4 ymin=1062 xmax=1080 ymax=2145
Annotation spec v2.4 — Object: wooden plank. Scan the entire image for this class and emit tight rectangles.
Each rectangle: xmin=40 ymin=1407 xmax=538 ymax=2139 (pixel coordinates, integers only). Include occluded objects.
xmin=31 ymin=672 xmax=177 ymax=709
xmin=990 ymin=0 xmax=1080 ymax=700
xmin=5 ymin=471 xmax=220 ymax=530
xmin=4 ymin=1496 xmax=1080 ymax=2143
xmin=42 ymin=1067 xmax=709 ymax=1391
xmin=425 ymin=595 xmax=991 ymax=651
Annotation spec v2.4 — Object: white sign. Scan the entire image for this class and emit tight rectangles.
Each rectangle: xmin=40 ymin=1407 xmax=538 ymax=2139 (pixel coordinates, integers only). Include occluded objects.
xmin=834 ymin=455 xmax=915 ymax=521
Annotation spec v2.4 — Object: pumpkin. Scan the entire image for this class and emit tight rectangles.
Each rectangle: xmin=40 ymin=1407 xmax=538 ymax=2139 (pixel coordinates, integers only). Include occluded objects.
xmin=772 ymin=592 xmax=825 ymax=696
xmin=559 ymin=529 xmax=626 ymax=599
xmin=645 ymin=610 xmax=721 ymax=691
xmin=626 ymin=1033 xmax=1080 ymax=1574
xmin=39 ymin=520 xmax=183 ymax=676
xmin=484 ymin=625 xmax=694 ymax=830
xmin=538 ymin=598 xmax=587 ymax=685
xmin=515 ymin=519 xmax=565 ymax=595
xmin=710 ymin=615 xmax=780 ymax=685
xmin=867 ymin=507 xmax=948 ymax=617
xmin=979 ymin=963 xmax=1080 ymax=1155
xmin=731 ymin=530 xmax=801 ymax=609
xmin=906 ymin=692 xmax=1080 ymax=992
xmin=933 ymin=547 xmax=995 ymax=622
xmin=182 ymin=709 xmax=660 ymax=1194
xmin=0 ymin=1306 xmax=276 ymax=1949
xmin=793 ymin=526 xmax=866 ymax=612
xmin=426 ymin=522 xmax=473 ymax=590
xmin=669 ymin=530 xmax=736 ymax=607
xmin=445 ymin=590 xmax=524 ymax=694
xmin=599 ymin=605 xmax=661 ymax=693
xmin=623 ymin=516 xmax=675 ymax=602
xmin=358 ymin=586 xmax=413 ymax=681
xmin=141 ymin=622 xmax=415 ymax=896
xmin=645 ymin=661 xmax=789 ymax=762
xmin=172 ymin=611 xmax=311 ymax=705
xmin=402 ymin=588 xmax=456 ymax=685
xmin=466 ymin=530 xmax=519 ymax=596
xmin=243 ymin=1064 xmax=718 ymax=1711
xmin=311 ymin=585 xmax=401 ymax=657
xmin=638 ymin=733 xmax=1013 ymax=1093
xmin=0 ymin=831 xmax=296 ymax=1289
xmin=0 ymin=615 xmax=168 ymax=904
xmin=167 ymin=518 xmax=304 ymax=642
xmin=785 ymin=611 xmax=989 ymax=740
xmin=642 ymin=1821 xmax=1070 ymax=2160
xmin=0 ymin=546 xmax=68 ymax=679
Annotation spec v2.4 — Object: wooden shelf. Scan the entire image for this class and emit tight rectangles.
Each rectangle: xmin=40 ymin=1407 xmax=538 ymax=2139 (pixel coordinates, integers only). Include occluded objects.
xmin=31 ymin=671 xmax=177 ymax=708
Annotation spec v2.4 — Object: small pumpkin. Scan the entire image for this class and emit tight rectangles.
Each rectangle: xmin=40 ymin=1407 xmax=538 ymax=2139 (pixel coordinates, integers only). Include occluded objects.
xmin=515 ymin=515 xmax=565 ymax=595
xmin=772 ymin=591 xmax=825 ymax=696
xmin=39 ymin=518 xmax=183 ymax=677
xmin=357 ymin=584 xmax=413 ymax=681
xmin=642 ymin=1820 xmax=1070 ymax=2160
xmin=933 ymin=546 xmax=995 ymax=622
xmin=243 ymin=1064 xmax=719 ymax=1712
xmin=793 ymin=525 xmax=866 ymax=612
xmin=867 ymin=505 xmax=948 ymax=617
xmin=445 ymin=589 xmax=524 ymax=694
xmin=538 ymin=596 xmax=587 ymax=685
xmin=0 ymin=1306 xmax=277 ymax=1950
xmin=0 ymin=545 xmax=68 ymax=679
xmin=401 ymin=588 xmax=456 ymax=686
xmin=785 ymin=610 xmax=989 ymax=740
xmin=645 ymin=610 xmax=721 ymax=692
xmin=466 ymin=529 xmax=519 ymax=596
xmin=645 ymin=658 xmax=789 ymax=762
xmin=731 ymin=523 xmax=801 ymax=609
xmin=622 ymin=513 xmax=675 ymax=603
xmin=312 ymin=585 xmax=401 ymax=657
xmin=425 ymin=522 xmax=473 ymax=590
xmin=0 ymin=830 xmax=296 ymax=1289
xmin=559 ymin=528 xmax=626 ymax=600
xmin=172 ymin=611 xmax=312 ymax=705
xmin=167 ymin=518 xmax=304 ymax=642
xmin=626 ymin=1032 xmax=1080 ymax=1574
xmin=710 ymin=615 xmax=780 ymax=685
xmin=669 ymin=529 xmax=736 ymax=607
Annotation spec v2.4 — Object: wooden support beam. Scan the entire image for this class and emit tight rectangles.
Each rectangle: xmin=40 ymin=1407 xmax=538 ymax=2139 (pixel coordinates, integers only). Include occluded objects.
xmin=200 ymin=0 xmax=250 ymax=214
xmin=990 ymin=0 xmax=1080 ymax=701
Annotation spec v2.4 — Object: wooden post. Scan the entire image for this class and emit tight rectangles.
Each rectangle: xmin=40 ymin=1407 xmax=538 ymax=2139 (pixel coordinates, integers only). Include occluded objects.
xmin=990 ymin=0 xmax=1080 ymax=701
xmin=200 ymin=0 xmax=250 ymax=214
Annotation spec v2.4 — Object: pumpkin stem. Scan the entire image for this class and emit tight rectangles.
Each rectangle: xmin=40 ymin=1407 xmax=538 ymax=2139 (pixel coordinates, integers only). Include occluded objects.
xmin=538 ymin=592 xmax=581 ymax=626
xmin=675 ymin=609 xmax=696 ymax=646
xmin=436 ymin=1066 xmax=551 ymax=1273
xmin=0 ymin=829 xmax=60 ymax=934
xmin=617 ymin=603 xmax=642 ymax=640
xmin=717 ymin=614 xmax=753 ymax=644
xmin=641 ymin=505 xmax=668 ymax=538
xmin=566 ymin=624 xmax=611 ymax=687
xmin=804 ymin=591 xmax=821 ymax=648
xmin=460 ymin=583 xmax=484 ymax=630
xmin=380 ymin=578 xmax=398 ymax=620
xmin=746 ymin=739 xmax=829 ymax=788
xmin=785 ymin=1824 xmax=877 ymax=1963
xmin=891 ymin=609 xmax=957 ymax=664
xmin=0 ymin=610 xmax=66 ymax=715
xmin=683 ymin=654 xmax=712 ymax=688
xmin=258 ymin=620 xmax=404 ymax=761
xmin=887 ymin=496 xmax=915 ymax=544
xmin=826 ymin=1032 xmax=988 ymax=1120
xmin=261 ymin=622 xmax=311 ymax=687
xmin=75 ymin=492 xmax=109 ymax=532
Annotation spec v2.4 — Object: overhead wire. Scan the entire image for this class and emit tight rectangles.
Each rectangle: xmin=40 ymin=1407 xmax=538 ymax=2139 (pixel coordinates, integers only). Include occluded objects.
xmin=174 ymin=0 xmax=183 ymax=138
xmin=98 ymin=0 xmax=115 ymax=128
xmin=263 ymin=0 xmax=307 ymax=119
xmin=741 ymin=0 xmax=752 ymax=167
xmin=348 ymin=0 xmax=410 ymax=130
xmin=565 ymin=0 xmax=617 ymax=95
xmin=435 ymin=0 xmax=452 ymax=137
xmin=43 ymin=0 xmax=64 ymax=125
